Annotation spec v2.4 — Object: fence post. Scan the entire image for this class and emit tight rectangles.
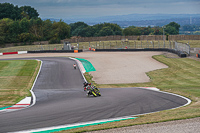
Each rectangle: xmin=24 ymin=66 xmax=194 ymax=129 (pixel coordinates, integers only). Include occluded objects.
xmin=110 ymin=41 xmax=111 ymax=49
xmin=135 ymin=41 xmax=136 ymax=49
xmin=96 ymin=42 xmax=97 ymax=49
xmin=153 ymin=41 xmax=154 ymax=48
xmin=141 ymin=41 xmax=142 ymax=48
xmin=103 ymin=42 xmax=104 ymax=49
xmin=163 ymin=41 xmax=165 ymax=48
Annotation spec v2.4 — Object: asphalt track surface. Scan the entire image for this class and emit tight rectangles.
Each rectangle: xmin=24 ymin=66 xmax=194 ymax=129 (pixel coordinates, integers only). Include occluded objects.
xmin=0 ymin=57 xmax=188 ymax=132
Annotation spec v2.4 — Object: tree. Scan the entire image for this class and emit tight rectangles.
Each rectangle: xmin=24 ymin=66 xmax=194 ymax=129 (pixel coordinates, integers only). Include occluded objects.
xmin=8 ymin=20 xmax=21 ymax=42
xmin=165 ymin=22 xmax=180 ymax=35
xmin=29 ymin=18 xmax=43 ymax=41
xmin=70 ymin=22 xmax=88 ymax=36
xmin=20 ymin=6 xmax=39 ymax=19
xmin=0 ymin=3 xmax=22 ymax=20
xmin=165 ymin=26 xmax=178 ymax=35
xmin=0 ymin=18 xmax=15 ymax=43
xmin=0 ymin=3 xmax=39 ymax=20
xmin=49 ymin=20 xmax=70 ymax=43
xmin=123 ymin=26 xmax=141 ymax=36
xmin=19 ymin=18 xmax=30 ymax=33
xmin=152 ymin=26 xmax=163 ymax=35
xmin=98 ymin=26 xmax=115 ymax=36
xmin=42 ymin=19 xmax=53 ymax=40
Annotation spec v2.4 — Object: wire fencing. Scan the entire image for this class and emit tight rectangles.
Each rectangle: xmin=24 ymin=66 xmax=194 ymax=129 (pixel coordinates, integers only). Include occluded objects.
xmin=174 ymin=42 xmax=190 ymax=55
xmin=0 ymin=40 xmax=190 ymax=56
xmin=86 ymin=40 xmax=176 ymax=50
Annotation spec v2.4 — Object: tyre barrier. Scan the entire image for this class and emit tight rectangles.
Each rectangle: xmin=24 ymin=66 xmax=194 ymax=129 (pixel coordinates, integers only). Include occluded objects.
xmin=197 ymin=54 xmax=200 ymax=58
xmin=94 ymin=48 xmax=187 ymax=58
xmin=27 ymin=50 xmax=83 ymax=53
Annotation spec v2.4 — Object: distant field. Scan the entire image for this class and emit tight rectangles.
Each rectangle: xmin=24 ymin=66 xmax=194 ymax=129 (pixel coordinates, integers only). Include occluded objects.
xmin=1 ymin=40 xmax=199 ymax=53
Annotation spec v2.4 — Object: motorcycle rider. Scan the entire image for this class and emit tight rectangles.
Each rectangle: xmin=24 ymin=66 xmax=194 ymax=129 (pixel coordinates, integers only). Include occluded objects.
xmin=73 ymin=64 xmax=77 ymax=69
xmin=83 ymin=82 xmax=91 ymax=95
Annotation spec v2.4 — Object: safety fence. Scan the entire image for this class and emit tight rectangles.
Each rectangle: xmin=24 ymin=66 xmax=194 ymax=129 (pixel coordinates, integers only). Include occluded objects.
xmin=0 ymin=40 xmax=190 ymax=57
xmin=87 ymin=40 xmax=176 ymax=50
xmin=174 ymin=42 xmax=190 ymax=55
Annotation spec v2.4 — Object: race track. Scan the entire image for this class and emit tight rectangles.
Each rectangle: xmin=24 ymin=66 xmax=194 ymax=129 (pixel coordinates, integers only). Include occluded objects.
xmin=0 ymin=57 xmax=189 ymax=132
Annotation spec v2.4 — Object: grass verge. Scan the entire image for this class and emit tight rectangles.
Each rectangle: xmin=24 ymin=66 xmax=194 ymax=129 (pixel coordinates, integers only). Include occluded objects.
xmin=59 ymin=55 xmax=200 ymax=133
xmin=0 ymin=60 xmax=40 ymax=107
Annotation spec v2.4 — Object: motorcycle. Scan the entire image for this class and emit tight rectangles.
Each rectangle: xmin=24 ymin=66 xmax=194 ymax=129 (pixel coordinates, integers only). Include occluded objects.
xmin=84 ymin=82 xmax=101 ymax=97
xmin=73 ymin=64 xmax=76 ymax=69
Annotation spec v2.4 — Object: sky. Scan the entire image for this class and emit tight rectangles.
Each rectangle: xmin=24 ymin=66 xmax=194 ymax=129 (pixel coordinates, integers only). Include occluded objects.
xmin=0 ymin=0 xmax=200 ymax=19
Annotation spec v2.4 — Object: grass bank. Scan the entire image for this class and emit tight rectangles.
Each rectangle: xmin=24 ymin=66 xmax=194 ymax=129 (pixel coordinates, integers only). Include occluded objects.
xmin=0 ymin=60 xmax=40 ymax=107
xmin=61 ymin=55 xmax=200 ymax=133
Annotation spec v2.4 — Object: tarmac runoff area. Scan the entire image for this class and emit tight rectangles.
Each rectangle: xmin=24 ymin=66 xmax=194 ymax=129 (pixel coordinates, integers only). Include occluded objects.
xmin=0 ymin=51 xmax=168 ymax=84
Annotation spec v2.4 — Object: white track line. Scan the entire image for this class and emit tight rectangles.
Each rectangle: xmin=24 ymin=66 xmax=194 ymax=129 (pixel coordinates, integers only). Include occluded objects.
xmin=28 ymin=59 xmax=43 ymax=108
xmin=69 ymin=57 xmax=87 ymax=82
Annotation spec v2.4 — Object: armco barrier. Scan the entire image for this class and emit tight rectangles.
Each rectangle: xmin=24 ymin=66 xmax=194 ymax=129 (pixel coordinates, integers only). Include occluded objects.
xmin=0 ymin=51 xmax=27 ymax=56
xmin=95 ymin=48 xmax=187 ymax=58
xmin=27 ymin=50 xmax=83 ymax=53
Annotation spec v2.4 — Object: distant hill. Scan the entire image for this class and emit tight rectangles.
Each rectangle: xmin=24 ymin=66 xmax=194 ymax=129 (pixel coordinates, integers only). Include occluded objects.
xmin=111 ymin=17 xmax=200 ymax=27
xmin=43 ymin=14 xmax=200 ymax=27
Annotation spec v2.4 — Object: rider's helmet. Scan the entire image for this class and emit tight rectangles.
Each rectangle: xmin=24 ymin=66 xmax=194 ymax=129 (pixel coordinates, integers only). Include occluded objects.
xmin=83 ymin=82 xmax=88 ymax=87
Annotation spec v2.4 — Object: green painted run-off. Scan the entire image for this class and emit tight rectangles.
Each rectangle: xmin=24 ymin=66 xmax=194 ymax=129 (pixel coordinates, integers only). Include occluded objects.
xmin=33 ymin=117 xmax=137 ymax=133
xmin=0 ymin=106 xmax=12 ymax=110
xmin=76 ymin=58 xmax=96 ymax=72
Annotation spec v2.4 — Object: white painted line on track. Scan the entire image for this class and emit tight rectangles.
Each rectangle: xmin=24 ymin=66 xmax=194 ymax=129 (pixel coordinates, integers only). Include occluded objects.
xmin=139 ymin=87 xmax=160 ymax=91
xmin=69 ymin=57 xmax=87 ymax=82
xmin=28 ymin=59 xmax=43 ymax=108
xmin=13 ymin=116 xmax=137 ymax=133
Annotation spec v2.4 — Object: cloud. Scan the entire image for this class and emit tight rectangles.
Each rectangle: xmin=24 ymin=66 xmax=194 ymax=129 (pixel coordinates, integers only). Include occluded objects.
xmin=0 ymin=0 xmax=199 ymax=18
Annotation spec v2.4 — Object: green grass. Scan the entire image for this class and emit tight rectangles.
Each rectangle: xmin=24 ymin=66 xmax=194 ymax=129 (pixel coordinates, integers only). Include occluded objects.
xmin=60 ymin=55 xmax=200 ymax=133
xmin=0 ymin=60 xmax=40 ymax=107
xmin=177 ymin=40 xmax=200 ymax=48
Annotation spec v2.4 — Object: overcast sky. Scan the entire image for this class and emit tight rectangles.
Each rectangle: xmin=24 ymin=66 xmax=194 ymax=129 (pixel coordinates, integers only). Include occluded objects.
xmin=0 ymin=0 xmax=200 ymax=19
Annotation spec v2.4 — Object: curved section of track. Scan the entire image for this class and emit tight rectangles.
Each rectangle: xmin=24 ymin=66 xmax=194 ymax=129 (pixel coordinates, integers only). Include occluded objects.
xmin=0 ymin=57 xmax=189 ymax=132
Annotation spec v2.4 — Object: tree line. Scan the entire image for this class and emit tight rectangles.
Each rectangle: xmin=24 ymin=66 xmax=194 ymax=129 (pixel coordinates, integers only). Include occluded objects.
xmin=0 ymin=3 xmax=180 ymax=46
